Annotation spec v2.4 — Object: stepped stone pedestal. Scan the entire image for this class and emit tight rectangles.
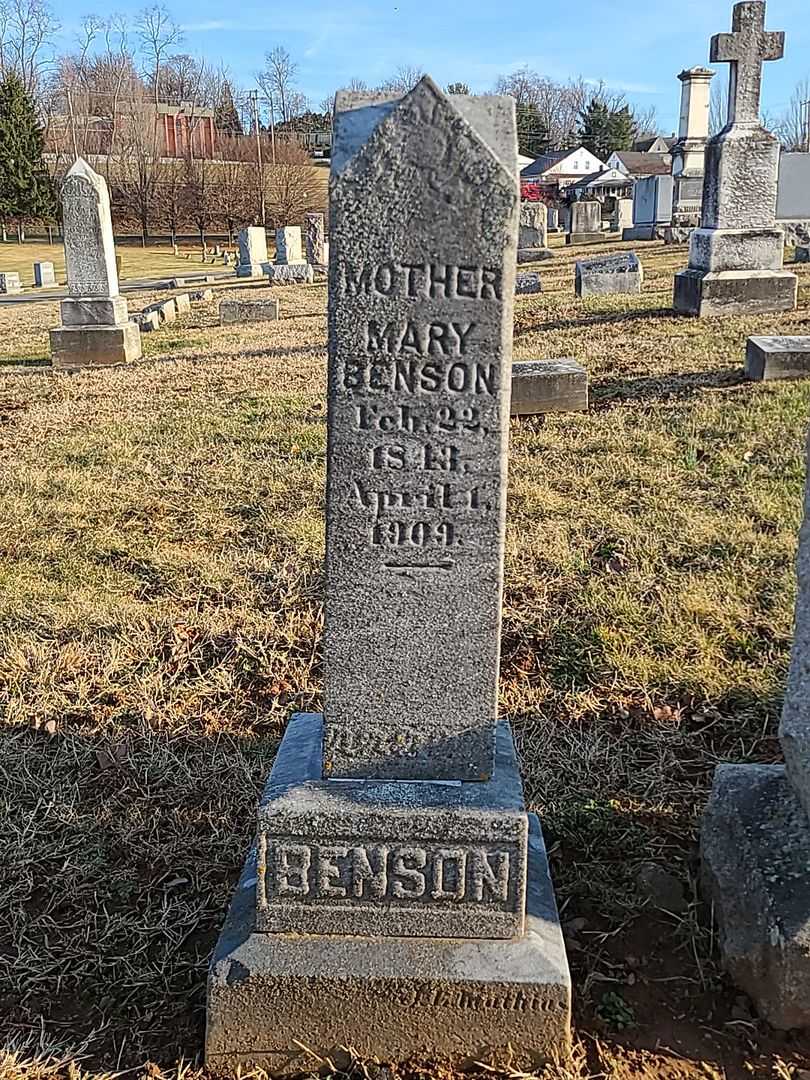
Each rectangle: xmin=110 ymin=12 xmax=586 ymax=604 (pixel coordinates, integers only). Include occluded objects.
xmin=206 ymin=77 xmax=571 ymax=1073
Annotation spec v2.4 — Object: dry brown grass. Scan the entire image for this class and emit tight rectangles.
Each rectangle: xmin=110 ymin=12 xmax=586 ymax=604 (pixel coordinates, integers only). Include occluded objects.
xmin=0 ymin=241 xmax=809 ymax=1080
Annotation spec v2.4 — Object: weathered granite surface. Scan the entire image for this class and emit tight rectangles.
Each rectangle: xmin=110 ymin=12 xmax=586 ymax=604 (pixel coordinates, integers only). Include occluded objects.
xmin=207 ymin=809 xmax=570 ymax=1073
xmin=266 ymin=263 xmax=314 ymax=285
xmin=517 ymin=248 xmax=554 ymax=264
xmin=575 ymin=253 xmax=643 ymax=297
xmin=275 ymin=226 xmax=304 ymax=265
xmin=701 ymin=765 xmax=810 ymax=1030
xmin=511 ymin=359 xmax=588 ymax=416
xmin=745 ymin=335 xmax=810 ymax=381
xmin=220 ymin=298 xmax=280 ymax=325
xmin=519 ymin=203 xmax=547 ymax=249
xmin=50 ymin=158 xmax=141 ymax=369
xmin=257 ymin=714 xmax=529 ymax=940
xmin=324 ymin=77 xmax=518 ymax=782
xmin=674 ymin=2 xmax=796 ymax=316
xmin=237 ymin=227 xmax=268 ymax=277
xmin=781 ymin=436 xmax=810 ymax=817
xmin=566 ymin=201 xmax=601 ymax=245
xmin=306 ymin=213 xmax=326 ymax=265
xmin=796 ymin=246 xmax=810 ymax=263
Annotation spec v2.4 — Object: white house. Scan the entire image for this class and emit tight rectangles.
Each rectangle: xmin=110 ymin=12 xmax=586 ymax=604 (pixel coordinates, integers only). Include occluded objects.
xmin=520 ymin=147 xmax=609 ymax=199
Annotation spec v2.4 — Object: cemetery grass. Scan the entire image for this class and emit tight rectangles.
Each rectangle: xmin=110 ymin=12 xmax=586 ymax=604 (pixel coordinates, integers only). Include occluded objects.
xmin=0 ymin=242 xmax=228 ymax=289
xmin=0 ymin=247 xmax=810 ymax=1080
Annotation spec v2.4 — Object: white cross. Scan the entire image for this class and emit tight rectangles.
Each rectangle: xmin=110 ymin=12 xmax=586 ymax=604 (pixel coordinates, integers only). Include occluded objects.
xmin=711 ymin=1 xmax=784 ymax=125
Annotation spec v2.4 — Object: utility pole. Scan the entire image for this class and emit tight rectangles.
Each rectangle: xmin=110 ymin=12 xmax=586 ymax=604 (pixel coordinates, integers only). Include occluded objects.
xmin=249 ymin=90 xmax=266 ymax=227
xmin=268 ymin=95 xmax=277 ymax=166
xmin=66 ymin=87 xmax=79 ymax=159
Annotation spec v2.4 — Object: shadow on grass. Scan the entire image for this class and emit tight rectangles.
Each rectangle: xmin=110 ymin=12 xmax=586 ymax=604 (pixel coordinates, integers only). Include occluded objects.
xmin=591 ymin=367 xmax=750 ymax=408
xmin=529 ymin=307 xmax=680 ymax=334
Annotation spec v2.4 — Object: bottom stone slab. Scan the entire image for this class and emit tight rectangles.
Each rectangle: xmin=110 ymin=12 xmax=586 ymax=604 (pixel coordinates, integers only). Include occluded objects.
xmin=50 ymin=321 xmax=142 ymax=369
xmin=701 ymin=764 xmax=810 ymax=1031
xmin=565 ymin=232 xmax=602 ymax=245
xmin=206 ymin=814 xmax=571 ymax=1075
xmin=673 ymin=268 xmax=798 ymax=317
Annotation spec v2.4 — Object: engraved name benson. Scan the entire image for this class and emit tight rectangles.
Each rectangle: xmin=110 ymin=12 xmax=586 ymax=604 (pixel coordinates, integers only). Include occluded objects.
xmin=266 ymin=842 xmax=514 ymax=905
xmin=338 ymin=262 xmax=503 ymax=301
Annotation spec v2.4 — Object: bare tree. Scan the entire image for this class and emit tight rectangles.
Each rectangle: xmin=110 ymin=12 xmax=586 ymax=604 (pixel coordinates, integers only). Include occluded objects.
xmin=774 ymin=78 xmax=810 ymax=151
xmin=258 ymin=45 xmax=304 ymax=124
xmin=377 ymin=64 xmax=424 ymax=94
xmin=710 ymin=77 xmax=729 ymax=135
xmin=264 ymin=138 xmax=319 ymax=226
xmin=0 ymin=0 xmax=59 ymax=94
xmin=215 ymin=135 xmax=255 ymax=239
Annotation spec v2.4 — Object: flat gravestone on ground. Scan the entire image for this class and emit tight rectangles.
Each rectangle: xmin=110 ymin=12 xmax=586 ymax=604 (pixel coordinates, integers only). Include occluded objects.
xmin=796 ymin=246 xmax=810 ymax=263
xmin=674 ymin=2 xmax=797 ymax=316
xmin=702 ymin=422 xmax=810 ymax=1029
xmin=33 ymin=261 xmax=56 ymax=287
xmin=745 ymin=335 xmax=810 ymax=380
xmin=206 ymin=77 xmax=571 ymax=1075
xmin=49 ymin=158 xmax=141 ymax=369
xmin=275 ymin=226 xmax=304 ymax=265
xmin=566 ymin=200 xmax=602 ymax=245
xmin=511 ymin=359 xmax=588 ymax=415
xmin=515 ymin=271 xmax=542 ymax=294
xmin=266 ymin=263 xmax=314 ymax=285
xmin=236 ymin=227 xmax=268 ymax=278
xmin=576 ymin=252 xmax=643 ymax=297
xmin=220 ymin=298 xmax=280 ymax=324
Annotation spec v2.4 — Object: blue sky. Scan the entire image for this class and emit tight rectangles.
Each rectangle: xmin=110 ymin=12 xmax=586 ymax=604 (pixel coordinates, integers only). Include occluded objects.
xmin=55 ymin=0 xmax=809 ymax=131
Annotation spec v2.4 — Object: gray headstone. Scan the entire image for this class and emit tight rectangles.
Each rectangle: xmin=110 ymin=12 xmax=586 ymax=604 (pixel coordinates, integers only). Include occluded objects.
xmin=675 ymin=1 xmax=797 ymax=316
xmin=568 ymin=201 xmax=600 ymax=234
xmin=237 ymin=227 xmax=268 ymax=277
xmin=776 ymin=154 xmax=810 ymax=221
xmin=575 ymin=252 xmax=643 ymax=297
xmin=33 ymin=261 xmax=56 ymax=287
xmin=515 ymin=271 xmax=542 ymax=295
xmin=511 ymin=359 xmax=588 ymax=416
xmin=266 ymin=263 xmax=314 ymax=285
xmin=325 ymin=75 xmax=518 ymax=783
xmin=306 ymin=213 xmax=326 ymax=265
xmin=220 ymin=298 xmax=280 ymax=325
xmin=519 ymin=203 xmax=547 ymax=249
xmin=275 ymin=226 xmax=304 ymax=265
xmin=745 ymin=335 xmax=810 ymax=381
xmin=0 ymin=272 xmax=22 ymax=294
xmin=205 ymin=78 xmax=571 ymax=1070
xmin=61 ymin=158 xmax=119 ymax=298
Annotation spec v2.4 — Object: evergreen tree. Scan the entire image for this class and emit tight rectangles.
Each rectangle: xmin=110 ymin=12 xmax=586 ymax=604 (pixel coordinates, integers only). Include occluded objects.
xmin=446 ymin=82 xmax=470 ymax=96
xmin=0 ymin=74 xmax=55 ymax=238
xmin=516 ymin=102 xmax=550 ymax=159
xmin=607 ymin=105 xmax=635 ymax=153
xmin=577 ymin=97 xmax=614 ymax=161
xmin=215 ymin=80 xmax=244 ymax=136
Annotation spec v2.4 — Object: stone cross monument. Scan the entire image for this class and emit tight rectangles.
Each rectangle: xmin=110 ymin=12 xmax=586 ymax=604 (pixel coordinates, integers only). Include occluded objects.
xmin=702 ymin=425 xmax=810 ymax=1030
xmin=206 ymin=77 xmax=571 ymax=1074
xmin=49 ymin=158 xmax=141 ymax=369
xmin=670 ymin=67 xmax=715 ymax=231
xmin=674 ymin=1 xmax=797 ymax=316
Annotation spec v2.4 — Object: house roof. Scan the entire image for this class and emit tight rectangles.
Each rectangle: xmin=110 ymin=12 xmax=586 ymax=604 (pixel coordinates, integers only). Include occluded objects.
xmin=570 ymin=168 xmax=630 ymax=191
xmin=613 ymin=151 xmax=672 ymax=176
xmin=633 ymin=136 xmax=676 ymax=153
xmin=520 ymin=149 xmax=572 ymax=177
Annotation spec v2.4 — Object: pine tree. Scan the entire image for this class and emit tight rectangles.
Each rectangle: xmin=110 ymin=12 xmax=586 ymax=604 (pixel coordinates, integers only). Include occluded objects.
xmin=215 ymin=80 xmax=244 ymax=137
xmin=607 ymin=105 xmax=636 ymax=153
xmin=0 ymin=74 xmax=55 ymax=240
xmin=577 ymin=97 xmax=614 ymax=161
xmin=446 ymin=82 xmax=471 ymax=96
xmin=516 ymin=103 xmax=550 ymax=159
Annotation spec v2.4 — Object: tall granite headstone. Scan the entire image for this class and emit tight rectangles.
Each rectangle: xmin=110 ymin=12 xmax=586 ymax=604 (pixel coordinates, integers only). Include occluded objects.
xmin=674 ymin=1 xmax=797 ymax=316
xmin=702 ymin=424 xmax=810 ymax=1029
xmin=236 ymin=227 xmax=268 ymax=278
xmin=565 ymin=199 xmax=602 ymax=245
xmin=206 ymin=77 xmax=571 ymax=1073
xmin=305 ymin=212 xmax=326 ymax=265
xmin=49 ymin=159 xmax=141 ymax=369
xmin=275 ymin=225 xmax=304 ymax=265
